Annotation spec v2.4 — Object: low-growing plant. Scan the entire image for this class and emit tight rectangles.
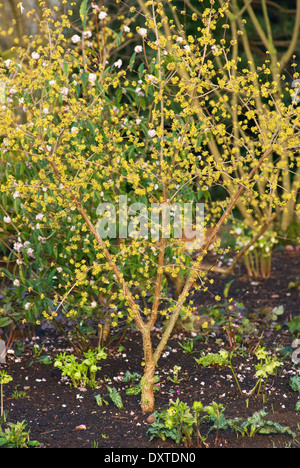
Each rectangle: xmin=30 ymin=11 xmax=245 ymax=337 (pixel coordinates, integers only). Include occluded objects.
xmin=148 ymin=398 xmax=230 ymax=448
xmin=288 ymin=315 xmax=300 ymax=336
xmin=0 ymin=420 xmax=40 ymax=448
xmin=148 ymin=399 xmax=205 ymax=447
xmin=31 ymin=344 xmax=52 ymax=366
xmin=248 ymin=346 xmax=282 ymax=400
xmin=11 ymin=386 xmax=28 ymax=400
xmin=168 ymin=365 xmax=183 ymax=384
xmin=178 ymin=338 xmax=195 ymax=354
xmin=106 ymin=386 xmax=124 ymax=409
xmin=194 ymin=350 xmax=229 ymax=368
xmin=148 ymin=402 xmax=296 ymax=446
xmin=290 ymin=376 xmax=300 ymax=412
xmin=124 ymin=371 xmax=160 ymax=396
xmin=0 ymin=371 xmax=13 ymax=420
xmin=95 ymin=385 xmax=124 ymax=409
xmin=194 ymin=349 xmax=243 ymax=396
xmin=234 ymin=410 xmax=295 ymax=439
xmin=54 ymin=347 xmax=107 ymax=388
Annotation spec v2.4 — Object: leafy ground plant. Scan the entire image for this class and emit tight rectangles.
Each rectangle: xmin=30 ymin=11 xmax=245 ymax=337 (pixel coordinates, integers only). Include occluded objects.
xmin=95 ymin=386 xmax=124 ymax=410
xmin=54 ymin=347 xmax=107 ymax=388
xmin=233 ymin=410 xmax=296 ymax=439
xmin=195 ymin=349 xmax=243 ymax=396
xmin=247 ymin=347 xmax=282 ymax=400
xmin=290 ymin=376 xmax=300 ymax=412
xmin=0 ymin=420 xmax=40 ymax=448
xmin=147 ymin=398 xmax=226 ymax=448
xmin=148 ymin=403 xmax=296 ymax=447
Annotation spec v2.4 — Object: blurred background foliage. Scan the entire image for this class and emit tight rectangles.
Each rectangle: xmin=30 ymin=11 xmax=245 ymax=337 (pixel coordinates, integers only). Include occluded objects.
xmin=1 ymin=0 xmax=299 ymax=235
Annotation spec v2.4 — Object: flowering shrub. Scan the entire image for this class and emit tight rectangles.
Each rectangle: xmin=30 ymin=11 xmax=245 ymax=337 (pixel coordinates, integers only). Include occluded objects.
xmin=0 ymin=0 xmax=300 ymax=411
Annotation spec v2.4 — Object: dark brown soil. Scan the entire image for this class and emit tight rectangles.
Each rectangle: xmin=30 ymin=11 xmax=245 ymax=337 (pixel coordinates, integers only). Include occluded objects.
xmin=1 ymin=249 xmax=300 ymax=449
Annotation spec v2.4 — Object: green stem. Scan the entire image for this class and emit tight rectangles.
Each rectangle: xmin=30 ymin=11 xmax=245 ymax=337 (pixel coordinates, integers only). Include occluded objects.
xmin=229 ymin=354 xmax=243 ymax=396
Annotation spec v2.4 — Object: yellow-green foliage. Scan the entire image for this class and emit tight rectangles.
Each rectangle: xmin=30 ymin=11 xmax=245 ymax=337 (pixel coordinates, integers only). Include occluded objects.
xmin=0 ymin=0 xmax=300 ymax=411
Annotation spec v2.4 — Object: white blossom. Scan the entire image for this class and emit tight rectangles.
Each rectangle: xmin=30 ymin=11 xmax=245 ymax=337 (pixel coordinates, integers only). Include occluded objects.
xmin=148 ymin=129 xmax=157 ymax=138
xmin=114 ymin=59 xmax=123 ymax=68
xmin=134 ymin=45 xmax=143 ymax=53
xmin=13 ymin=279 xmax=20 ymax=287
xmin=36 ymin=213 xmax=44 ymax=221
xmin=60 ymin=87 xmax=69 ymax=96
xmin=91 ymin=2 xmax=100 ymax=11
xmin=138 ymin=28 xmax=147 ymax=37
xmin=88 ymin=73 xmax=97 ymax=84
xmin=83 ymin=31 xmax=92 ymax=39
xmin=3 ymin=216 xmax=11 ymax=223
xmin=147 ymin=74 xmax=157 ymax=84
xmin=99 ymin=11 xmax=108 ymax=20
xmin=71 ymin=34 xmax=81 ymax=44
xmin=4 ymin=59 xmax=12 ymax=68
xmin=91 ymin=301 xmax=97 ymax=308
xmin=123 ymin=25 xmax=130 ymax=33
xmin=27 ymin=248 xmax=35 ymax=257
xmin=135 ymin=87 xmax=144 ymax=97
xmin=14 ymin=242 xmax=23 ymax=252
xmin=31 ymin=52 xmax=40 ymax=60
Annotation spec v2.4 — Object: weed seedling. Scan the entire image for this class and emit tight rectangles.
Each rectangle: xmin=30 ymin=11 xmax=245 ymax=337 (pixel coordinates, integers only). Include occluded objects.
xmin=168 ymin=365 xmax=183 ymax=384
xmin=178 ymin=338 xmax=195 ymax=354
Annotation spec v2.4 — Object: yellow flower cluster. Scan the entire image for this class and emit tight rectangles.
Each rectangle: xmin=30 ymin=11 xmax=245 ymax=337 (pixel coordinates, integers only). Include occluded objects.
xmin=0 ymin=0 xmax=299 ymax=352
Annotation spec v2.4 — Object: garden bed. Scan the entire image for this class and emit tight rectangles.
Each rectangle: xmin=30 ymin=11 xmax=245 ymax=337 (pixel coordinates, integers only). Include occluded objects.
xmin=1 ymin=249 xmax=300 ymax=449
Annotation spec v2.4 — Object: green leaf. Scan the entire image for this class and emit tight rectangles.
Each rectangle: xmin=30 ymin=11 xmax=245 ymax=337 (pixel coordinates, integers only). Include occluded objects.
xmin=223 ymin=279 xmax=235 ymax=299
xmin=129 ymin=52 xmax=136 ymax=72
xmin=126 ymin=385 xmax=141 ymax=395
xmin=0 ymin=438 xmax=8 ymax=447
xmin=80 ymin=0 xmax=89 ymax=29
xmin=0 ymin=317 xmax=12 ymax=327
xmin=106 ymin=386 xmax=123 ymax=409
xmin=63 ymin=61 xmax=69 ymax=78
xmin=290 ymin=376 xmax=300 ymax=394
